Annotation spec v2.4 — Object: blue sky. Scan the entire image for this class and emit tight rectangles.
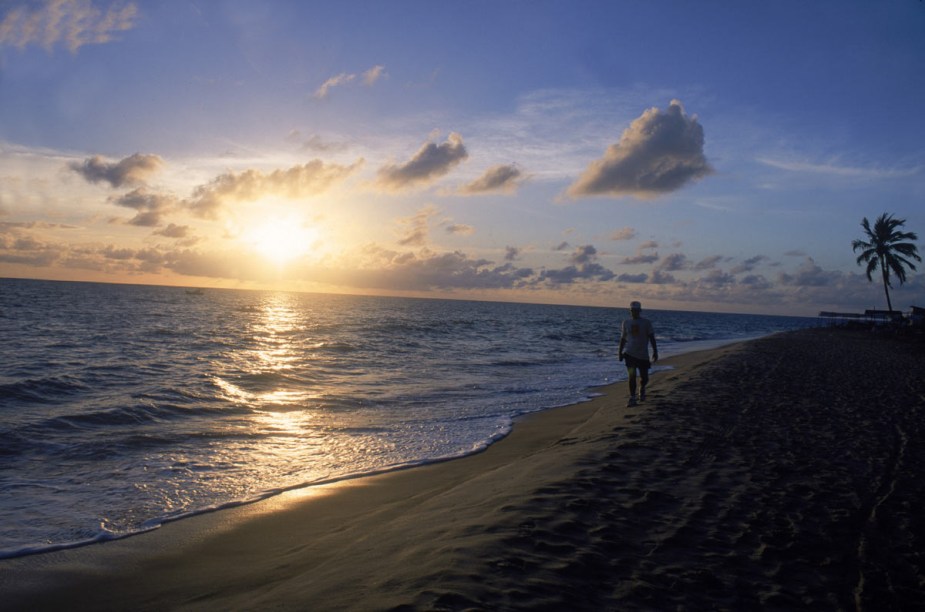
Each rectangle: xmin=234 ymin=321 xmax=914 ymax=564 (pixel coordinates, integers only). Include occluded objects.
xmin=1 ymin=0 xmax=924 ymax=315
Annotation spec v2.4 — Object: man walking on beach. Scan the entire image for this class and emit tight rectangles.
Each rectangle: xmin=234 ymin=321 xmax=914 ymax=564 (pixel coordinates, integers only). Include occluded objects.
xmin=618 ymin=301 xmax=658 ymax=407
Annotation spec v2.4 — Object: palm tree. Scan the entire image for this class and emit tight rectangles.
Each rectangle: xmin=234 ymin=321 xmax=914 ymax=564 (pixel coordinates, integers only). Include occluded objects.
xmin=852 ymin=213 xmax=921 ymax=313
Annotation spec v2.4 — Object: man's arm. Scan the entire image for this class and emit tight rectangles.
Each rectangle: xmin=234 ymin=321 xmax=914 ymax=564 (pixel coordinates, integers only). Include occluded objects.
xmin=649 ymin=332 xmax=658 ymax=362
xmin=618 ymin=323 xmax=626 ymax=361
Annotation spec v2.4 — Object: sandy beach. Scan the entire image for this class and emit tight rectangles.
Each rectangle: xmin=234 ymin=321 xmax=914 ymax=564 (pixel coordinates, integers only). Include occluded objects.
xmin=3 ymin=327 xmax=924 ymax=611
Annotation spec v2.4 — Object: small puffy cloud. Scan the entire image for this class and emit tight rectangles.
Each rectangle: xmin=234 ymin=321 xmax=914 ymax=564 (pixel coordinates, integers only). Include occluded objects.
xmin=504 ymin=246 xmax=521 ymax=261
xmin=362 ymin=64 xmax=386 ymax=86
xmin=656 ymin=253 xmax=689 ymax=272
xmin=186 ymin=159 xmax=362 ymax=218
xmin=777 ymin=257 xmax=841 ymax=287
xmin=459 ymin=164 xmax=524 ymax=195
xmin=610 ymin=227 xmax=636 ymax=241
xmin=154 ymin=223 xmax=190 ymax=238
xmin=567 ymin=100 xmax=713 ymax=199
xmin=313 ymin=72 xmax=355 ymax=99
xmin=694 ymin=255 xmax=723 ymax=270
xmin=314 ymin=65 xmax=386 ymax=98
xmin=109 ymin=188 xmax=178 ymax=226
xmin=70 ymin=153 xmax=163 ymax=188
xmin=622 ymin=253 xmax=659 ymax=265
xmin=617 ymin=272 xmax=648 ymax=283
xmin=376 ymin=133 xmax=468 ymax=191
xmin=553 ymin=241 xmax=571 ymax=252
xmin=397 ymin=206 xmax=438 ymax=247
xmin=619 ymin=241 xmax=658 ymax=265
xmin=570 ymin=244 xmax=598 ymax=265
xmin=540 ymin=244 xmax=615 ymax=284
xmin=731 ymin=255 xmax=768 ymax=274
xmin=697 ymin=269 xmax=736 ymax=287
xmin=286 ymin=130 xmax=349 ymax=153
xmin=0 ymin=0 xmax=139 ymax=53
xmin=740 ymin=274 xmax=771 ymax=290
xmin=445 ymin=223 xmax=474 ymax=236
xmin=649 ymin=269 xmax=678 ymax=285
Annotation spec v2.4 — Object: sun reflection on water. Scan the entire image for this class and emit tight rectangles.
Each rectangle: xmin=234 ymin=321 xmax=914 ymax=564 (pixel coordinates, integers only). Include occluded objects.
xmin=216 ymin=293 xmax=319 ymax=410
xmin=207 ymin=292 xmax=383 ymax=495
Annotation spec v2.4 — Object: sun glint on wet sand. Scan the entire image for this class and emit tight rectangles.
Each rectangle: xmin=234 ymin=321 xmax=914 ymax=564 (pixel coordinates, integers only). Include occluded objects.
xmin=3 ymin=327 xmax=925 ymax=611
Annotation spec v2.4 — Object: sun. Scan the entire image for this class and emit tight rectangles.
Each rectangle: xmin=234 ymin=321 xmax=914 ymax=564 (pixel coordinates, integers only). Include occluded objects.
xmin=245 ymin=216 xmax=319 ymax=265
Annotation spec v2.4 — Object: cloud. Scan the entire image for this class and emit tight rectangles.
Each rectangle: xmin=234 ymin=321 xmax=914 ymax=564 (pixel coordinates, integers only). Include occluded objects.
xmin=362 ymin=65 xmax=386 ymax=86
xmin=0 ymin=222 xmax=174 ymax=274
xmin=458 ymin=164 xmax=524 ymax=195
xmin=756 ymin=157 xmax=921 ymax=180
xmin=154 ymin=223 xmax=189 ymax=238
xmin=730 ymin=255 xmax=768 ymax=274
xmin=610 ymin=227 xmax=636 ymax=241
xmin=740 ymin=274 xmax=771 ymax=290
xmin=621 ymin=252 xmax=659 ymax=265
xmin=313 ymin=72 xmax=355 ymax=99
xmin=317 ymin=246 xmax=535 ymax=292
xmin=376 ymin=133 xmax=468 ymax=191
xmin=570 ymin=244 xmax=598 ymax=265
xmin=70 ymin=153 xmax=164 ymax=188
xmin=0 ymin=224 xmax=63 ymax=266
xmin=397 ymin=206 xmax=438 ymax=247
xmin=567 ymin=100 xmax=713 ymax=199
xmin=186 ymin=159 xmax=363 ymax=218
xmin=694 ymin=255 xmax=723 ymax=270
xmin=314 ymin=65 xmax=386 ymax=99
xmin=656 ymin=253 xmax=689 ymax=272
xmin=648 ymin=269 xmax=678 ymax=285
xmin=286 ymin=131 xmax=349 ymax=153
xmin=504 ymin=246 xmax=521 ymax=261
xmin=617 ymin=272 xmax=648 ymax=283
xmin=0 ymin=0 xmax=139 ymax=53
xmin=109 ymin=188 xmax=177 ymax=226
xmin=540 ymin=244 xmax=615 ymax=284
xmin=445 ymin=223 xmax=474 ymax=236
xmin=777 ymin=257 xmax=842 ymax=287
xmin=697 ymin=269 xmax=736 ymax=287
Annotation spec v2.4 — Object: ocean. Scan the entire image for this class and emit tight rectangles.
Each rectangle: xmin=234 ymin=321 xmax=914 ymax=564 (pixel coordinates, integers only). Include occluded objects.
xmin=0 ymin=278 xmax=819 ymax=559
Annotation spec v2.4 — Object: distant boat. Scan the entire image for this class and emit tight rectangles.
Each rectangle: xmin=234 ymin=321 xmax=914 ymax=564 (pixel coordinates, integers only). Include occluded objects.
xmin=185 ymin=288 xmax=205 ymax=295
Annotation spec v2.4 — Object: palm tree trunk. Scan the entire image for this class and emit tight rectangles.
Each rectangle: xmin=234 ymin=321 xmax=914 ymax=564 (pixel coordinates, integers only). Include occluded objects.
xmin=880 ymin=257 xmax=893 ymax=312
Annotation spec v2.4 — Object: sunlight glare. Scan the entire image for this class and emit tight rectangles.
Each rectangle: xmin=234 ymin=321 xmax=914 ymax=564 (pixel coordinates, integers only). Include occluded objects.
xmin=245 ymin=216 xmax=319 ymax=265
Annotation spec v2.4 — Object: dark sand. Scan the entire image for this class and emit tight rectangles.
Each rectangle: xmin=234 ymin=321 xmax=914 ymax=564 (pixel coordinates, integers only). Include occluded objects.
xmin=3 ymin=327 xmax=924 ymax=611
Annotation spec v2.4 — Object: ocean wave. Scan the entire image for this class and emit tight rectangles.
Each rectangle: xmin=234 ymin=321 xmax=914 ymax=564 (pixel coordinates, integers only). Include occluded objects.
xmin=0 ymin=427 xmax=517 ymax=561
xmin=0 ymin=375 xmax=89 ymax=404
xmin=313 ymin=341 xmax=359 ymax=353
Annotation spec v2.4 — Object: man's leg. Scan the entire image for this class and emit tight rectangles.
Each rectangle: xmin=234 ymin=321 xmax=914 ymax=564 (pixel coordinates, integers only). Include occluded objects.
xmin=639 ymin=367 xmax=649 ymax=401
xmin=626 ymin=365 xmax=638 ymax=405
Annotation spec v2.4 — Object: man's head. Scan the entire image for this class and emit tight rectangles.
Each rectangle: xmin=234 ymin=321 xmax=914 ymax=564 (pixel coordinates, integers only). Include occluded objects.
xmin=630 ymin=300 xmax=641 ymax=317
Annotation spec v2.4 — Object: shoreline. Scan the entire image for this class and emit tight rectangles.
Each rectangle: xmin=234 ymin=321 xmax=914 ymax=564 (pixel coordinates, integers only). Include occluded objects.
xmin=4 ymin=327 xmax=924 ymax=610
xmin=0 ymin=334 xmax=749 ymax=564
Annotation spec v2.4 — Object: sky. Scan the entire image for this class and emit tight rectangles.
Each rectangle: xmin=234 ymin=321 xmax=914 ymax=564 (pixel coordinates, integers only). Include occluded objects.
xmin=1 ymin=0 xmax=924 ymax=316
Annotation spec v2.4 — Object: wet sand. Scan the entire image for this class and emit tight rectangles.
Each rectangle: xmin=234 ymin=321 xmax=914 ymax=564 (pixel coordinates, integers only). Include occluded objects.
xmin=3 ymin=327 xmax=925 ymax=610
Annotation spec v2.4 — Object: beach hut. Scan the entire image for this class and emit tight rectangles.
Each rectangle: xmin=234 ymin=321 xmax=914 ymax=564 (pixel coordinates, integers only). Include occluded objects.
xmin=911 ymin=306 xmax=924 ymax=328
